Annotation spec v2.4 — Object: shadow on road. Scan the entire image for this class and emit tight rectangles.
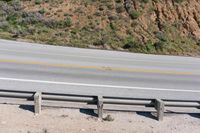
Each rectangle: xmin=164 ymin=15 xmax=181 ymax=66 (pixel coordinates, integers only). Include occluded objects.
xmin=136 ymin=112 xmax=157 ymax=120
xmin=19 ymin=105 xmax=34 ymax=113
xmin=80 ymin=108 xmax=97 ymax=117
xmin=189 ymin=113 xmax=200 ymax=119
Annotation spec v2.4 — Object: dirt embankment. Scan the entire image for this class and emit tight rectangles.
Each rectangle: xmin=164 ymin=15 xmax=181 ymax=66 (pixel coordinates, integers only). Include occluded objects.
xmin=0 ymin=104 xmax=200 ymax=133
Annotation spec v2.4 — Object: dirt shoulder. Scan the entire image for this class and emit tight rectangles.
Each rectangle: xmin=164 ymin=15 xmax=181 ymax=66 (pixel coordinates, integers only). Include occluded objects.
xmin=0 ymin=104 xmax=199 ymax=133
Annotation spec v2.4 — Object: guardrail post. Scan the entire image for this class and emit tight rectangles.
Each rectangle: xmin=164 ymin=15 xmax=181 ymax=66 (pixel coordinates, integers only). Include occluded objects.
xmin=34 ymin=92 xmax=42 ymax=115
xmin=97 ymin=96 xmax=103 ymax=119
xmin=155 ymin=99 xmax=164 ymax=121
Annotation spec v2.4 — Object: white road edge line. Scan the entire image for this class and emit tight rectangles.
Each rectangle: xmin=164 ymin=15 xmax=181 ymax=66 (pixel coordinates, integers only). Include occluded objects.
xmin=0 ymin=77 xmax=199 ymax=93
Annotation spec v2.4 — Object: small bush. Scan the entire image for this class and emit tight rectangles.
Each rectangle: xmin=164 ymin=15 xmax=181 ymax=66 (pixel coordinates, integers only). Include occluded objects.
xmin=141 ymin=0 xmax=149 ymax=3
xmin=155 ymin=31 xmax=167 ymax=42
xmin=35 ymin=0 xmax=42 ymax=5
xmin=123 ymin=36 xmax=136 ymax=49
xmin=103 ymin=115 xmax=114 ymax=122
xmin=116 ymin=4 xmax=125 ymax=13
xmin=64 ymin=17 xmax=72 ymax=27
xmin=174 ymin=0 xmax=185 ymax=3
xmin=38 ymin=8 xmax=45 ymax=14
xmin=129 ymin=10 xmax=140 ymax=19
xmin=197 ymin=40 xmax=200 ymax=46
xmin=154 ymin=41 xmax=165 ymax=51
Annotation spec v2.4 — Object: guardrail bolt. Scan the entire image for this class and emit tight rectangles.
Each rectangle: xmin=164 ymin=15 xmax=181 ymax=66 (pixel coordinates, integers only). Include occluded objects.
xmin=97 ymin=96 xmax=103 ymax=119
xmin=155 ymin=99 xmax=164 ymax=121
xmin=34 ymin=91 xmax=42 ymax=115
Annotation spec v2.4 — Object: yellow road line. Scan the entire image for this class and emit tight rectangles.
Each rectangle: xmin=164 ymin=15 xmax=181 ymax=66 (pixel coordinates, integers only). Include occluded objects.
xmin=0 ymin=59 xmax=199 ymax=76
xmin=0 ymin=48 xmax=198 ymax=66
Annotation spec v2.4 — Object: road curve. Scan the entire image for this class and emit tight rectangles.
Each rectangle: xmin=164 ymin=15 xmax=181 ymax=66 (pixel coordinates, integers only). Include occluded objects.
xmin=0 ymin=39 xmax=200 ymax=100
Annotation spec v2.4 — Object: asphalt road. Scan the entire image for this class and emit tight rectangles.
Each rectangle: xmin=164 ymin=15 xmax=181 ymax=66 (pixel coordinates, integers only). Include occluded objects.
xmin=0 ymin=39 xmax=200 ymax=100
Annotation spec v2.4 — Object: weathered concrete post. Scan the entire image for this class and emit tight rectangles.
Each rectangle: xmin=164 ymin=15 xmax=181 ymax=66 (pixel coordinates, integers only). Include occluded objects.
xmin=155 ymin=99 xmax=164 ymax=121
xmin=34 ymin=91 xmax=42 ymax=115
xmin=97 ymin=96 xmax=103 ymax=119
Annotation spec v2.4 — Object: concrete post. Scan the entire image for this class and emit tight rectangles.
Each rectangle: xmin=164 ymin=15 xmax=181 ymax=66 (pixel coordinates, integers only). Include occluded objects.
xmin=97 ymin=96 xmax=103 ymax=119
xmin=155 ymin=99 xmax=164 ymax=121
xmin=34 ymin=91 xmax=42 ymax=115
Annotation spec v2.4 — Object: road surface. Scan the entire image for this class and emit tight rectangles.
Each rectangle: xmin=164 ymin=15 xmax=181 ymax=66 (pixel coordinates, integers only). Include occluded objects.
xmin=0 ymin=39 xmax=200 ymax=100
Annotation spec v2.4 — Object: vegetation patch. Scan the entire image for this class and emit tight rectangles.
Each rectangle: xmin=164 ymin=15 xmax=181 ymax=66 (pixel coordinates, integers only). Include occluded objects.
xmin=0 ymin=0 xmax=199 ymax=56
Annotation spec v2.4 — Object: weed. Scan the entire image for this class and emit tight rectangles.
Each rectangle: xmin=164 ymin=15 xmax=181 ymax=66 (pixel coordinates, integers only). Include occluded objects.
xmin=103 ymin=115 xmax=114 ymax=122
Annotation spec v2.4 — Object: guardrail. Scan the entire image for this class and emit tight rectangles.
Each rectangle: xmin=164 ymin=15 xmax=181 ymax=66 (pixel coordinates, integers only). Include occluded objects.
xmin=0 ymin=89 xmax=199 ymax=121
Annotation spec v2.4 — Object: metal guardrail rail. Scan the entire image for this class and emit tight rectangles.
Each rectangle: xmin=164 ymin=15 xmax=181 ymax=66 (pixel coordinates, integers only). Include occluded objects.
xmin=0 ymin=89 xmax=199 ymax=121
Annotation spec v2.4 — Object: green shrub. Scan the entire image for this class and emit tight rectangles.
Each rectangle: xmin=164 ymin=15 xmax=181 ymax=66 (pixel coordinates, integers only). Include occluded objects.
xmin=129 ymin=11 xmax=140 ymax=19
xmin=64 ymin=17 xmax=72 ymax=27
xmin=123 ymin=36 xmax=136 ymax=49
xmin=141 ymin=0 xmax=149 ymax=3
xmin=38 ymin=8 xmax=45 ymax=14
xmin=174 ymin=0 xmax=185 ymax=3
xmin=154 ymin=41 xmax=165 ymax=51
xmin=197 ymin=40 xmax=200 ymax=46
xmin=35 ymin=0 xmax=42 ymax=5
xmin=155 ymin=31 xmax=167 ymax=42
xmin=116 ymin=4 xmax=125 ymax=13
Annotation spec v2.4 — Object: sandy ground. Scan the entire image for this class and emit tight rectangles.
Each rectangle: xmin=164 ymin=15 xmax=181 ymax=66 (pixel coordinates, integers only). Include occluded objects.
xmin=0 ymin=104 xmax=199 ymax=133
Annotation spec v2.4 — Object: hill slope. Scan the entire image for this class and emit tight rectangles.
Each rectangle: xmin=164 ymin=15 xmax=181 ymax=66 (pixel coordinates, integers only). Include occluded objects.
xmin=0 ymin=0 xmax=200 ymax=56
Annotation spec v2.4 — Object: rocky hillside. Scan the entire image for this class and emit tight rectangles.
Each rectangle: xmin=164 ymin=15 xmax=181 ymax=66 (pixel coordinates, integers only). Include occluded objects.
xmin=0 ymin=0 xmax=200 ymax=56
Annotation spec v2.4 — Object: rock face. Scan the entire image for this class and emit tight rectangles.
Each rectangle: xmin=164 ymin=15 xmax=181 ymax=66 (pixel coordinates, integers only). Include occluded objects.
xmin=0 ymin=0 xmax=200 ymax=56
xmin=124 ymin=0 xmax=200 ymax=39
xmin=153 ymin=0 xmax=200 ymax=38
xmin=94 ymin=0 xmax=200 ymax=55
